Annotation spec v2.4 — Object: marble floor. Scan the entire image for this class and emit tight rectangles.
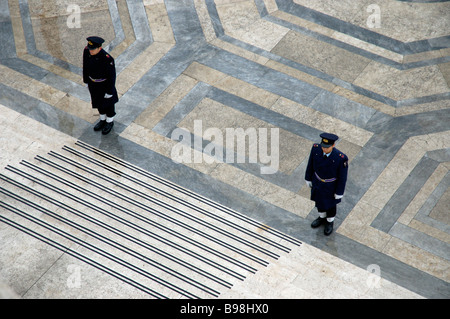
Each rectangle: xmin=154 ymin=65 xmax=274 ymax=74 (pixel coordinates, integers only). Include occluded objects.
xmin=0 ymin=0 xmax=449 ymax=299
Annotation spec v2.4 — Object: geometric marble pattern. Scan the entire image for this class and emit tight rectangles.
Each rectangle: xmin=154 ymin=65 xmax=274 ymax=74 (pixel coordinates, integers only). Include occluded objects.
xmin=0 ymin=0 xmax=449 ymax=299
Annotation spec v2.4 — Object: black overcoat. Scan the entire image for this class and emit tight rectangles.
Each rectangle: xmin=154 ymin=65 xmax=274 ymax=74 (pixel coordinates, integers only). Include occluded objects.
xmin=305 ymin=144 xmax=348 ymax=211
xmin=83 ymin=47 xmax=119 ymax=108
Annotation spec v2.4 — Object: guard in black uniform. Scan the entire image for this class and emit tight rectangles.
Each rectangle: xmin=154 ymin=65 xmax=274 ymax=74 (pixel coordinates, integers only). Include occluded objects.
xmin=83 ymin=36 xmax=118 ymax=135
xmin=305 ymin=133 xmax=348 ymax=235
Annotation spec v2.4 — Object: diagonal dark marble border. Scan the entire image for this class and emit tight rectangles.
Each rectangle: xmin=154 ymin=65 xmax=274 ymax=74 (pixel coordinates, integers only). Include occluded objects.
xmin=263 ymin=11 xmax=450 ymax=70
xmin=16 ymin=0 xmax=89 ymax=73
xmin=276 ymin=0 xmax=450 ymax=55
xmin=415 ymin=170 xmax=450 ymax=233
xmin=0 ymin=57 xmax=91 ymax=102
xmin=0 ymin=0 xmax=16 ymax=59
xmin=371 ymin=156 xmax=440 ymax=233
xmin=151 ymin=83 xmax=322 ymax=193
xmin=11 ymin=0 xmax=155 ymax=75
xmin=389 ymin=221 xmax=449 ymax=261
xmin=372 ymin=149 xmax=450 ymax=234
xmin=113 ymin=0 xmax=154 ymax=73
xmin=204 ymin=0 xmax=450 ymax=107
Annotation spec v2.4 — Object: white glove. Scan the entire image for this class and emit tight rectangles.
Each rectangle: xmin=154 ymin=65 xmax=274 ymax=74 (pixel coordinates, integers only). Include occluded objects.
xmin=334 ymin=194 xmax=343 ymax=199
xmin=305 ymin=180 xmax=312 ymax=188
xmin=104 ymin=93 xmax=113 ymax=98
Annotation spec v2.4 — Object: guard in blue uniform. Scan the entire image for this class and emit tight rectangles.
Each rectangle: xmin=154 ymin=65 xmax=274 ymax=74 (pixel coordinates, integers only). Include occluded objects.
xmin=83 ymin=36 xmax=118 ymax=135
xmin=305 ymin=133 xmax=348 ymax=235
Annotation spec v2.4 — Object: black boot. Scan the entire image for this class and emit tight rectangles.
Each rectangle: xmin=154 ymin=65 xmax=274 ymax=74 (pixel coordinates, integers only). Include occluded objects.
xmin=311 ymin=217 xmax=325 ymax=228
xmin=324 ymin=221 xmax=334 ymax=236
xmin=94 ymin=120 xmax=106 ymax=131
xmin=102 ymin=121 xmax=114 ymax=135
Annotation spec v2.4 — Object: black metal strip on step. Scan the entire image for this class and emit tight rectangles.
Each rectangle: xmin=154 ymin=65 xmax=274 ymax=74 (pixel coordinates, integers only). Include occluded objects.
xmin=74 ymin=140 xmax=302 ymax=246
xmin=11 ymin=162 xmax=258 ymax=274
xmin=0 ymin=201 xmax=191 ymax=298
xmin=0 ymin=186 xmax=219 ymax=298
xmin=2 ymin=167 xmax=245 ymax=281
xmin=0 ymin=174 xmax=232 ymax=292
xmin=34 ymin=154 xmax=272 ymax=267
xmin=0 ymin=214 xmax=167 ymax=299
xmin=50 ymin=149 xmax=282 ymax=260
xmin=63 ymin=145 xmax=292 ymax=253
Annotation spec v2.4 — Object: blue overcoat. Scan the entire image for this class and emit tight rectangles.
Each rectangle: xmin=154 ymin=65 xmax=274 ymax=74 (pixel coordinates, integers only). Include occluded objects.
xmin=305 ymin=144 xmax=348 ymax=211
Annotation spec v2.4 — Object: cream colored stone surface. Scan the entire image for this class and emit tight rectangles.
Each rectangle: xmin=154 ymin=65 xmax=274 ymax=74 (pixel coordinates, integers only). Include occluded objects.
xmin=439 ymin=62 xmax=450 ymax=88
xmin=33 ymin=11 xmax=115 ymax=66
xmin=116 ymin=42 xmax=173 ymax=95
xmin=263 ymin=0 xmax=278 ymax=14
xmin=294 ymin=0 xmax=450 ymax=42
xmin=8 ymin=0 xmax=27 ymax=57
xmin=220 ymin=243 xmax=423 ymax=299
xmin=194 ymin=0 xmax=217 ymax=42
xmin=216 ymin=0 xmax=289 ymax=51
xmin=27 ymin=0 xmax=109 ymax=17
xmin=350 ymin=0 xmax=450 ymax=43
xmin=272 ymin=30 xmax=371 ymax=83
xmin=403 ymin=50 xmax=444 ymax=64
xmin=0 ymin=104 xmax=77 ymax=169
xmin=179 ymin=98 xmax=309 ymax=173
xmin=272 ymin=10 xmax=405 ymax=64
xmin=339 ymin=131 xmax=450 ymax=281
xmin=383 ymin=238 xmax=449 ymax=282
xmin=134 ymin=74 xmax=199 ymax=129
xmin=353 ymin=62 xmax=450 ymax=101
xmin=182 ymin=62 xmax=373 ymax=148
xmin=145 ymin=3 xmax=176 ymax=44
xmin=398 ymin=163 xmax=448 ymax=226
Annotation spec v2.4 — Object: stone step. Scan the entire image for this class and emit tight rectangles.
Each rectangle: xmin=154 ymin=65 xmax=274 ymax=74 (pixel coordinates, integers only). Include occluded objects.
xmin=0 ymin=140 xmax=301 ymax=299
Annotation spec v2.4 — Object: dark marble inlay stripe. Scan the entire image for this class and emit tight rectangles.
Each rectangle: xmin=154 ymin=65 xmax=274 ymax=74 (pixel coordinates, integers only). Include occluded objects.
xmin=102 ymin=0 xmax=126 ymax=53
xmin=0 ymin=83 xmax=92 ymax=138
xmin=153 ymin=82 xmax=211 ymax=137
xmin=276 ymin=0 xmax=450 ymax=54
xmin=203 ymin=2 xmax=450 ymax=107
xmin=390 ymin=222 xmax=450 ymax=261
xmin=0 ymin=0 xmax=17 ymax=59
xmin=264 ymin=13 xmax=450 ymax=70
xmin=371 ymin=156 xmax=440 ymax=233
xmin=415 ymin=170 xmax=450 ymax=233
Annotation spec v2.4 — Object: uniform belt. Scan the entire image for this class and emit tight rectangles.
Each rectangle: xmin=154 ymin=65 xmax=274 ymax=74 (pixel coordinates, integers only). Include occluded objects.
xmin=315 ymin=172 xmax=336 ymax=183
xmin=89 ymin=76 xmax=106 ymax=83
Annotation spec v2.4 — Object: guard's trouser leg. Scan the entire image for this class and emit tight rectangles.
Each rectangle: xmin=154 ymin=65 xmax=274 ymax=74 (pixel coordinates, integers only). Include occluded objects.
xmin=318 ymin=206 xmax=336 ymax=222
